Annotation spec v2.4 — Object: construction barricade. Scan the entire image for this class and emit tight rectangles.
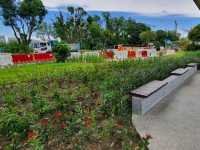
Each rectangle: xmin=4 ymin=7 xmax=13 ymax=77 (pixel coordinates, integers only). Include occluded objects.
xmin=148 ymin=49 xmax=157 ymax=57
xmin=12 ymin=54 xmax=34 ymax=64
xmin=11 ymin=53 xmax=55 ymax=64
xmin=128 ymin=50 xmax=136 ymax=59
xmin=0 ymin=53 xmax=13 ymax=66
xmin=33 ymin=53 xmax=54 ymax=62
xmin=114 ymin=50 xmax=128 ymax=60
xmin=102 ymin=51 xmax=114 ymax=59
xmin=139 ymin=50 xmax=148 ymax=58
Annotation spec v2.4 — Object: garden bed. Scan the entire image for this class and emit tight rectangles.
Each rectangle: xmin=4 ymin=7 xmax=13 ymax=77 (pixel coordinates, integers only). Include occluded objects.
xmin=0 ymin=52 xmax=200 ymax=149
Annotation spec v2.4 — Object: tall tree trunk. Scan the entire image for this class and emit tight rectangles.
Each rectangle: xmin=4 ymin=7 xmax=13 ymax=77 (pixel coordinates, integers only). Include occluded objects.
xmin=11 ymin=25 xmax=21 ymax=44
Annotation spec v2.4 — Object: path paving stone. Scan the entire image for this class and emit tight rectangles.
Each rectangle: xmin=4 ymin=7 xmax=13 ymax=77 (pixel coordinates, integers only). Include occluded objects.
xmin=133 ymin=72 xmax=200 ymax=150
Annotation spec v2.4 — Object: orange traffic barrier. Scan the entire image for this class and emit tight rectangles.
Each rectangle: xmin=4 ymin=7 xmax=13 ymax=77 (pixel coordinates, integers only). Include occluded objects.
xmin=128 ymin=51 xmax=136 ymax=59
xmin=102 ymin=51 xmax=114 ymax=59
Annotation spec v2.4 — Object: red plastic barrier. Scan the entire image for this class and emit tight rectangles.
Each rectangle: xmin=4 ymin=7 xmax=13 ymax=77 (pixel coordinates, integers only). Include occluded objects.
xmin=141 ymin=50 xmax=148 ymax=58
xmin=12 ymin=53 xmax=55 ymax=64
xmin=34 ymin=53 xmax=54 ymax=62
xmin=12 ymin=54 xmax=33 ymax=64
xmin=128 ymin=51 xmax=136 ymax=59
xmin=102 ymin=51 xmax=114 ymax=59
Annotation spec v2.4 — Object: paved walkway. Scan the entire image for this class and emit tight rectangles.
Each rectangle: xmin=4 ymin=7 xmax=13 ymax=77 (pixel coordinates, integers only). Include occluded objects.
xmin=133 ymin=72 xmax=200 ymax=150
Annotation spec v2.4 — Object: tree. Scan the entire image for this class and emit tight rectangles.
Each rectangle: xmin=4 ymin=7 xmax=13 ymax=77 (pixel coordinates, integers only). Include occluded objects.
xmin=87 ymin=15 xmax=101 ymax=24
xmin=54 ymin=12 xmax=69 ymax=42
xmin=188 ymin=25 xmax=200 ymax=42
xmin=156 ymin=30 xmax=167 ymax=46
xmin=54 ymin=7 xmax=87 ymax=43
xmin=139 ymin=31 xmax=156 ymax=44
xmin=0 ymin=0 xmax=47 ymax=46
xmin=82 ymin=15 xmax=105 ymax=50
xmin=177 ymin=38 xmax=191 ymax=50
xmin=84 ymin=21 xmax=104 ymax=50
xmin=36 ymin=22 xmax=55 ymax=41
xmin=126 ymin=19 xmax=150 ymax=45
xmin=101 ymin=14 xmax=150 ymax=46
xmin=167 ymin=31 xmax=180 ymax=42
xmin=102 ymin=12 xmax=112 ymax=30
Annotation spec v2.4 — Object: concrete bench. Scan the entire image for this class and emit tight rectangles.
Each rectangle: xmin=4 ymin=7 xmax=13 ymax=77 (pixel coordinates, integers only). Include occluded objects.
xmin=187 ymin=63 xmax=198 ymax=70
xmin=188 ymin=63 xmax=197 ymax=66
xmin=171 ymin=68 xmax=189 ymax=76
xmin=131 ymin=80 xmax=168 ymax=114
xmin=131 ymin=80 xmax=168 ymax=98
xmin=172 ymin=66 xmax=197 ymax=81
xmin=131 ymin=63 xmax=198 ymax=115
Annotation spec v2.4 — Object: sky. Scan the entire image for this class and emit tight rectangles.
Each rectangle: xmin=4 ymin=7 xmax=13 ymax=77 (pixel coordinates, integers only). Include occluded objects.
xmin=42 ymin=0 xmax=200 ymax=17
xmin=1 ymin=0 xmax=200 ymax=37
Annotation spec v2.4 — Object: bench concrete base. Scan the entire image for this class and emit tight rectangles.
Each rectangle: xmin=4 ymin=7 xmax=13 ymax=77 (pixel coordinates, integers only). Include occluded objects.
xmin=131 ymin=63 xmax=198 ymax=115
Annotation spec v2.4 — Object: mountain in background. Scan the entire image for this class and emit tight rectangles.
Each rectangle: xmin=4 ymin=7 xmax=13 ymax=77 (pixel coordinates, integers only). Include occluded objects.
xmin=1 ymin=10 xmax=200 ymax=37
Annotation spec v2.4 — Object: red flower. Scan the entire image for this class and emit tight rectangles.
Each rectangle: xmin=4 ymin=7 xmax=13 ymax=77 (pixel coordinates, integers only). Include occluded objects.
xmin=116 ymin=120 xmax=124 ymax=129
xmin=55 ymin=111 xmax=62 ymax=119
xmin=27 ymin=130 xmax=37 ymax=140
xmin=84 ymin=116 xmax=92 ymax=128
xmin=61 ymin=122 xmax=66 ymax=129
xmin=40 ymin=118 xmax=49 ymax=126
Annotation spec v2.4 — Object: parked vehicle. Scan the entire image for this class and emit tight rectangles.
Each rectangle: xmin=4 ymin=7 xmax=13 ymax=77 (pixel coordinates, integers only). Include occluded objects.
xmin=31 ymin=40 xmax=58 ymax=53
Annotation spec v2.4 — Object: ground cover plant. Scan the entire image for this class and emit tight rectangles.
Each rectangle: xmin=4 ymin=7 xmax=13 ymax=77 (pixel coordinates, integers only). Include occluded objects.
xmin=67 ymin=55 xmax=106 ymax=63
xmin=0 ymin=51 xmax=200 ymax=149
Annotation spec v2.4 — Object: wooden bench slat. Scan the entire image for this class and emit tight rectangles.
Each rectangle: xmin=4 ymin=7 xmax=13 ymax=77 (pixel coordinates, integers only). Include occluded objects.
xmin=131 ymin=80 xmax=168 ymax=98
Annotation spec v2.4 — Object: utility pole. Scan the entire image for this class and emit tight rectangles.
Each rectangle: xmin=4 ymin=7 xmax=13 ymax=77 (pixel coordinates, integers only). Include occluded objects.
xmin=174 ymin=20 xmax=178 ymax=35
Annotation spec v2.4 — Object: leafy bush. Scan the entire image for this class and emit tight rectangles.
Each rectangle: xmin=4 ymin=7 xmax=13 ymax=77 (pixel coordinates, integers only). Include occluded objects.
xmin=0 ymin=42 xmax=6 ymax=52
xmin=186 ymin=42 xmax=200 ymax=51
xmin=52 ymin=43 xmax=71 ymax=62
xmin=177 ymin=38 xmax=191 ymax=51
xmin=4 ymin=41 xmax=33 ymax=54
xmin=0 ymin=108 xmax=37 ymax=148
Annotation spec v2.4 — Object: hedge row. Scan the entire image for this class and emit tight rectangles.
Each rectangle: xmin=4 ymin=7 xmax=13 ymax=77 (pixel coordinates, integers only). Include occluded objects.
xmin=0 ymin=52 xmax=200 ymax=149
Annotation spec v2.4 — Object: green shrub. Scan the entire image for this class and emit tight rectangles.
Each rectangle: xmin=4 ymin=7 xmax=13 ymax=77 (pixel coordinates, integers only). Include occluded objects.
xmin=0 ymin=109 xmax=37 ymax=144
xmin=67 ymin=55 xmax=105 ymax=63
xmin=186 ymin=42 xmax=200 ymax=51
xmin=0 ymin=42 xmax=6 ymax=52
xmin=4 ymin=41 xmax=33 ymax=53
xmin=52 ymin=43 xmax=71 ymax=62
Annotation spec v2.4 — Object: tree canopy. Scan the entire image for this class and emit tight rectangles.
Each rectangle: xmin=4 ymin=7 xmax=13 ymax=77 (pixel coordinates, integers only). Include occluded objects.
xmin=53 ymin=8 xmax=151 ymax=50
xmin=139 ymin=31 xmax=156 ymax=44
xmin=0 ymin=0 xmax=47 ymax=45
xmin=188 ymin=25 xmax=200 ymax=42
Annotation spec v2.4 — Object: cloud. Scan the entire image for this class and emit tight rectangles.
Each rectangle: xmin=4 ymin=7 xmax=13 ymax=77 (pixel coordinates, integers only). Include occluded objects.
xmin=42 ymin=0 xmax=200 ymax=17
